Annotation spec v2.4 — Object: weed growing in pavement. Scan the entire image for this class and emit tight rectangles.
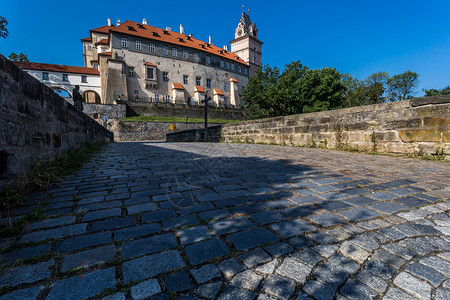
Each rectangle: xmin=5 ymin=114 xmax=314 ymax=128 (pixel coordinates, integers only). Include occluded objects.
xmin=0 ymin=143 xmax=105 ymax=231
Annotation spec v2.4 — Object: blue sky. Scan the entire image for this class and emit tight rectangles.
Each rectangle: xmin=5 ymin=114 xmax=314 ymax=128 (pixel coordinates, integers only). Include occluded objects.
xmin=1 ymin=0 xmax=449 ymax=95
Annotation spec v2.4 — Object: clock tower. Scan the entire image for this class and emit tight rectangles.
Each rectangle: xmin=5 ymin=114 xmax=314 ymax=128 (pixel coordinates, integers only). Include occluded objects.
xmin=230 ymin=12 xmax=263 ymax=77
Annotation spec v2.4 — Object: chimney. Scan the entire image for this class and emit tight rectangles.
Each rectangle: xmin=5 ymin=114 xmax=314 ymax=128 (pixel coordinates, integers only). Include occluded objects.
xmin=209 ymin=35 xmax=212 ymax=45
xmin=116 ymin=18 xmax=121 ymax=26
xmin=107 ymin=18 xmax=111 ymax=27
xmin=166 ymin=26 xmax=171 ymax=31
xmin=180 ymin=24 xmax=185 ymax=34
xmin=142 ymin=18 xmax=148 ymax=25
xmin=223 ymin=45 xmax=229 ymax=51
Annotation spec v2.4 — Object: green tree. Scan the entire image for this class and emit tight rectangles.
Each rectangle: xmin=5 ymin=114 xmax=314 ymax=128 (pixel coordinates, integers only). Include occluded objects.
xmin=299 ymin=67 xmax=347 ymax=113
xmin=242 ymin=62 xmax=348 ymax=119
xmin=387 ymin=70 xmax=419 ymax=101
xmin=8 ymin=52 xmax=29 ymax=62
xmin=242 ymin=65 xmax=280 ymax=119
xmin=273 ymin=60 xmax=309 ymax=115
xmin=0 ymin=16 xmax=7 ymax=38
xmin=342 ymin=74 xmax=366 ymax=107
xmin=423 ymin=86 xmax=450 ymax=96
xmin=364 ymin=71 xmax=389 ymax=104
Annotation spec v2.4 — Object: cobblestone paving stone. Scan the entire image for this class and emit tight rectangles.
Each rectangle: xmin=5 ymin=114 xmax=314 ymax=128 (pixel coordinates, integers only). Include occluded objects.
xmin=0 ymin=142 xmax=449 ymax=299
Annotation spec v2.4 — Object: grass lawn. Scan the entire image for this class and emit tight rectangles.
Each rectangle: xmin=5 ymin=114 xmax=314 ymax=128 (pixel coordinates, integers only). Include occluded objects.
xmin=120 ymin=115 xmax=241 ymax=124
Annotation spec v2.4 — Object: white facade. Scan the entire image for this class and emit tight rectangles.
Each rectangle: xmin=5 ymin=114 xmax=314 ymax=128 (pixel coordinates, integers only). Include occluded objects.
xmin=23 ymin=69 xmax=101 ymax=99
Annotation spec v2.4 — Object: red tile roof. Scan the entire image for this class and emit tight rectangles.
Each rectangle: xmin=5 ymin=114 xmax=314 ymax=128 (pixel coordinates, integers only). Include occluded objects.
xmin=109 ymin=20 xmax=247 ymax=66
xmin=95 ymin=38 xmax=109 ymax=45
xmin=91 ymin=24 xmax=114 ymax=34
xmin=81 ymin=37 xmax=92 ymax=42
xmin=13 ymin=61 xmax=99 ymax=75
xmin=230 ymin=78 xmax=238 ymax=83
xmin=172 ymin=83 xmax=184 ymax=90
xmin=144 ymin=62 xmax=156 ymax=67
xmin=213 ymin=88 xmax=224 ymax=96
xmin=194 ymin=85 xmax=205 ymax=93
xmin=98 ymin=52 xmax=112 ymax=56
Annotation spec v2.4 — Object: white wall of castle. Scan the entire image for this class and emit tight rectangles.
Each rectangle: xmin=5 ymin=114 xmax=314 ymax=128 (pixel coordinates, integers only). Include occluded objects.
xmin=23 ymin=69 xmax=101 ymax=99
xmin=106 ymin=33 xmax=249 ymax=106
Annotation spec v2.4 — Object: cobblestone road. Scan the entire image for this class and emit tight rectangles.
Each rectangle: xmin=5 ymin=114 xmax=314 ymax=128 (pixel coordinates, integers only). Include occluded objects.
xmin=1 ymin=142 xmax=449 ymax=300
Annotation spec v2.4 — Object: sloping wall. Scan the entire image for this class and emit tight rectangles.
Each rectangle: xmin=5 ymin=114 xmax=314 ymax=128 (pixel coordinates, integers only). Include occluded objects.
xmin=0 ymin=55 xmax=113 ymax=190
xmin=222 ymin=96 xmax=450 ymax=158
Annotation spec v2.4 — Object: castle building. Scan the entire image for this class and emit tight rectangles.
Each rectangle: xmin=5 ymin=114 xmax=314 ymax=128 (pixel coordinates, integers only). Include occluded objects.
xmin=81 ymin=13 xmax=262 ymax=107
xmin=230 ymin=12 xmax=263 ymax=77
xmin=14 ymin=12 xmax=262 ymax=108
xmin=12 ymin=61 xmax=101 ymax=103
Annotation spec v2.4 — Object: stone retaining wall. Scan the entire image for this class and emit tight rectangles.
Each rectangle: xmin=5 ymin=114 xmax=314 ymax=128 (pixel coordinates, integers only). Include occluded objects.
xmin=222 ymin=96 xmax=450 ymax=157
xmin=0 ymin=54 xmax=113 ymax=190
xmin=166 ymin=125 xmax=223 ymax=142
xmin=125 ymin=101 xmax=246 ymax=120
xmin=109 ymin=121 xmax=220 ymax=141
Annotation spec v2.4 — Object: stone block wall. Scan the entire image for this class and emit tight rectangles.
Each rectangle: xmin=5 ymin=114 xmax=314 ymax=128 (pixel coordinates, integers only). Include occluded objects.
xmin=125 ymin=101 xmax=246 ymax=120
xmin=166 ymin=125 xmax=223 ymax=142
xmin=222 ymin=96 xmax=450 ymax=157
xmin=109 ymin=121 xmax=220 ymax=141
xmin=0 ymin=55 xmax=113 ymax=190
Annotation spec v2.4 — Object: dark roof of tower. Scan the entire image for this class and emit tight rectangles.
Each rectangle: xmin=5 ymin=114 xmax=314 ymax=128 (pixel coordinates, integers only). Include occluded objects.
xmin=240 ymin=12 xmax=252 ymax=33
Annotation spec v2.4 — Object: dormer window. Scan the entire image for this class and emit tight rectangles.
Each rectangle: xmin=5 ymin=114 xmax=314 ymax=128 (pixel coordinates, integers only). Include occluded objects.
xmin=177 ymin=38 xmax=184 ymax=42
xmin=186 ymin=36 xmax=191 ymax=40
xmin=137 ymin=24 xmax=145 ymax=29
xmin=152 ymin=32 xmax=158 ymax=36
xmin=200 ymin=44 xmax=205 ymax=48
xmin=162 ymin=30 xmax=169 ymax=35
xmin=127 ymin=26 xmax=136 ymax=31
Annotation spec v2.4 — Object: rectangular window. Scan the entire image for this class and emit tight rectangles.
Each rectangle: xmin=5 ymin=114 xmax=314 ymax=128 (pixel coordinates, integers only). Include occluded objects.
xmin=196 ymin=77 xmax=201 ymax=86
xmin=87 ymin=44 xmax=92 ymax=51
xmin=220 ymin=60 xmax=224 ymax=68
xmin=238 ymin=66 xmax=242 ymax=73
xmin=172 ymin=48 xmax=177 ymax=56
xmin=121 ymin=37 xmax=128 ymax=48
xmin=183 ymin=75 xmax=189 ymax=85
xmin=206 ymin=56 xmax=210 ymax=65
xmin=163 ymin=72 xmax=169 ymax=82
xmin=136 ymin=40 xmax=141 ymax=50
xmin=226 ymin=62 xmax=230 ymax=69
xmin=147 ymin=68 xmax=154 ymax=79
xmin=224 ymin=82 xmax=229 ymax=92
xmin=155 ymin=94 xmax=159 ymax=102
xmin=206 ymin=79 xmax=211 ymax=88
xmin=244 ymin=68 xmax=248 ymax=75
xmin=93 ymin=63 xmax=98 ymax=68
xmin=231 ymin=63 xmax=235 ymax=71
xmin=162 ymin=46 xmax=168 ymax=55
xmin=150 ymin=43 xmax=155 ymax=52
xmin=81 ymin=75 xmax=87 ymax=83
xmin=183 ymin=50 xmax=188 ymax=59
xmin=62 ymin=74 xmax=68 ymax=81
xmin=194 ymin=53 xmax=199 ymax=63
xmin=42 ymin=72 xmax=49 ymax=80
xmin=134 ymin=90 xmax=139 ymax=95
xmin=128 ymin=67 xmax=135 ymax=78
xmin=165 ymin=95 xmax=170 ymax=103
